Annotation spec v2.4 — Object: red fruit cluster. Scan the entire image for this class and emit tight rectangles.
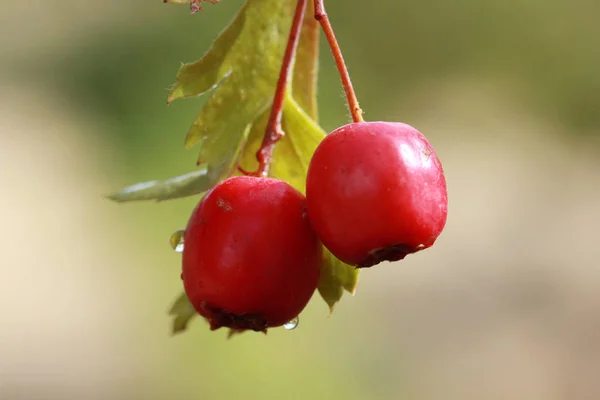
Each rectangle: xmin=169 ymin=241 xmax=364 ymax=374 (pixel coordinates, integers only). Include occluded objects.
xmin=181 ymin=122 xmax=447 ymax=333
xmin=170 ymin=0 xmax=450 ymax=334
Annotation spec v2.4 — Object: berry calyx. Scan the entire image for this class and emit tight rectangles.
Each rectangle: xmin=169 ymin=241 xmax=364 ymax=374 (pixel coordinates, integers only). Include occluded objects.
xmin=182 ymin=176 xmax=322 ymax=333
xmin=305 ymin=121 xmax=448 ymax=268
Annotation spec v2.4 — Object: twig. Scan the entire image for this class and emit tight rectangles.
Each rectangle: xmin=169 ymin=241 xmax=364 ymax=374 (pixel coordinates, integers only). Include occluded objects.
xmin=251 ymin=0 xmax=308 ymax=177
xmin=314 ymin=0 xmax=363 ymax=123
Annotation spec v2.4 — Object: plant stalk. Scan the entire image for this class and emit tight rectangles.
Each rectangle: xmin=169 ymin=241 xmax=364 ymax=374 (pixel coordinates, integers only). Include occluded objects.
xmin=253 ymin=0 xmax=308 ymax=177
xmin=314 ymin=0 xmax=363 ymax=123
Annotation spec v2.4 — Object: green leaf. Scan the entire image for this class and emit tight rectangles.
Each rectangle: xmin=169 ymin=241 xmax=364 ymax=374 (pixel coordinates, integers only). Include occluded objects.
xmin=168 ymin=292 xmax=198 ymax=335
xmin=168 ymin=0 xmax=296 ymax=178
xmin=166 ymin=16 xmax=243 ymax=102
xmin=276 ymin=96 xmax=325 ymax=192
xmin=318 ymin=249 xmax=360 ymax=312
xmin=107 ymin=165 xmax=214 ymax=203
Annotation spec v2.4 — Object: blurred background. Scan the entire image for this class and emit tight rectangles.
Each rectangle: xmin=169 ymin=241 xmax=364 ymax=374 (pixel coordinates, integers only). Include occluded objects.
xmin=1 ymin=0 xmax=599 ymax=399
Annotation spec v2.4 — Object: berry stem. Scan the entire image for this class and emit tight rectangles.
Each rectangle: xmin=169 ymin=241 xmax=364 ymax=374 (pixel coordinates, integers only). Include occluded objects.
xmin=254 ymin=0 xmax=307 ymax=177
xmin=314 ymin=0 xmax=363 ymax=123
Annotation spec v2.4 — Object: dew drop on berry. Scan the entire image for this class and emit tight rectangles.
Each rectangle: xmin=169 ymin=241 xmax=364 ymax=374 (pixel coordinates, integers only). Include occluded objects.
xmin=283 ymin=316 xmax=299 ymax=331
xmin=169 ymin=230 xmax=185 ymax=253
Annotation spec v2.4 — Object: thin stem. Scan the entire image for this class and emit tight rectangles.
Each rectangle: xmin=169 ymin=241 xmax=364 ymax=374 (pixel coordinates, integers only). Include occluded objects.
xmin=252 ymin=0 xmax=308 ymax=177
xmin=314 ymin=0 xmax=363 ymax=123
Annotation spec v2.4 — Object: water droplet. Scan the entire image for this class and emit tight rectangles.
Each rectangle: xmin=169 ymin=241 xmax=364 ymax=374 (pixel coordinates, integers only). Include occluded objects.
xmin=283 ymin=316 xmax=299 ymax=331
xmin=170 ymin=230 xmax=185 ymax=253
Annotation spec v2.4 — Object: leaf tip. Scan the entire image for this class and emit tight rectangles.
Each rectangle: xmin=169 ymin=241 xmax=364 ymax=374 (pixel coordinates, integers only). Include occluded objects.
xmin=184 ymin=130 xmax=202 ymax=149
xmin=326 ymin=303 xmax=336 ymax=315
xmin=105 ymin=193 xmax=118 ymax=202
xmin=167 ymin=85 xmax=181 ymax=104
xmin=346 ymin=269 xmax=360 ymax=296
xmin=171 ymin=317 xmax=191 ymax=335
xmin=105 ymin=191 xmax=131 ymax=204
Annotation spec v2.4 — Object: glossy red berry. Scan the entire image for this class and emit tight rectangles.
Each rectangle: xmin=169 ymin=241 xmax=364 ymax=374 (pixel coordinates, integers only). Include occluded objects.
xmin=182 ymin=176 xmax=322 ymax=333
xmin=306 ymin=121 xmax=448 ymax=268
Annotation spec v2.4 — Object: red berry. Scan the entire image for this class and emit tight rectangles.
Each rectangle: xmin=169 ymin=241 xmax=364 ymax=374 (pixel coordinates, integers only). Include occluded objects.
xmin=182 ymin=176 xmax=322 ymax=333
xmin=306 ymin=121 xmax=448 ymax=268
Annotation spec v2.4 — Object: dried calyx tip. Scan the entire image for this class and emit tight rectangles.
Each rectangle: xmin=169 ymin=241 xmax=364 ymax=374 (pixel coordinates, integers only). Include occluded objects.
xmin=200 ymin=302 xmax=269 ymax=333
xmin=357 ymin=244 xmax=419 ymax=268
xmin=189 ymin=0 xmax=220 ymax=13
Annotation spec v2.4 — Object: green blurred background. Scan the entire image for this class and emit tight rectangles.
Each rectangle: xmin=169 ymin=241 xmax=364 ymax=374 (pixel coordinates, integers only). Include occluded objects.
xmin=2 ymin=1 xmax=600 ymax=399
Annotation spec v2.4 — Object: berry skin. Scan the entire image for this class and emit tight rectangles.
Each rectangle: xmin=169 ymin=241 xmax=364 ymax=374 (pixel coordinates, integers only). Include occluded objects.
xmin=306 ymin=121 xmax=448 ymax=268
xmin=182 ymin=176 xmax=322 ymax=333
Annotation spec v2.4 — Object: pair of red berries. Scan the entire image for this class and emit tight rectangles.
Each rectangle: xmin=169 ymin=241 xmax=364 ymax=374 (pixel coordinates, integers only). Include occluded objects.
xmin=181 ymin=121 xmax=448 ymax=333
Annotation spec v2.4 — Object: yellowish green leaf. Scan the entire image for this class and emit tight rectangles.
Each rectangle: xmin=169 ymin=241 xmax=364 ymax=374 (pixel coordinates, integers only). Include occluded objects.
xmin=166 ymin=17 xmax=243 ymax=102
xmin=168 ymin=0 xmax=296 ymax=178
xmin=168 ymin=292 xmax=198 ymax=335
xmin=276 ymin=96 xmax=324 ymax=192
xmin=107 ymin=165 xmax=214 ymax=203
xmin=319 ymin=249 xmax=360 ymax=312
